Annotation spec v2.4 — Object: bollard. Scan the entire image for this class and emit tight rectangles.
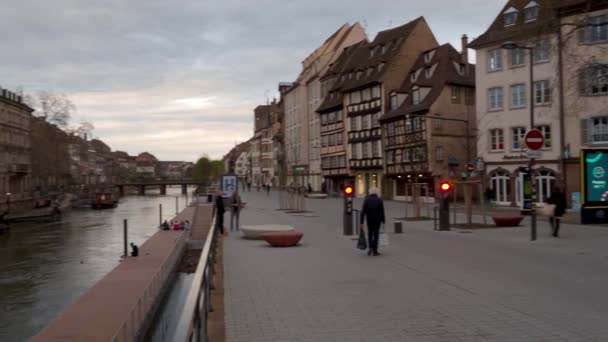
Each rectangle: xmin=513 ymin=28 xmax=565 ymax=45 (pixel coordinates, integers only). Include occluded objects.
xmin=159 ymin=204 xmax=163 ymax=226
xmin=123 ymin=219 xmax=128 ymax=257
xmin=175 ymin=196 xmax=178 ymax=215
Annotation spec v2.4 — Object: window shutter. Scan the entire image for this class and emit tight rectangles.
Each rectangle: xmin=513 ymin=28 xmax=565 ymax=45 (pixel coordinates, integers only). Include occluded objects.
xmin=581 ymin=118 xmax=589 ymax=145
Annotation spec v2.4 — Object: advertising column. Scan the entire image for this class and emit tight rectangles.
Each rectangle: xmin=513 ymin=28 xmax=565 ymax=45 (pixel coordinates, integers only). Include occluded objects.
xmin=580 ymin=150 xmax=608 ymax=224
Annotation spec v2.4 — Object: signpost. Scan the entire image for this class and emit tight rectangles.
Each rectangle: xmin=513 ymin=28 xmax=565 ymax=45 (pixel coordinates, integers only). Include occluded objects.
xmin=524 ymin=129 xmax=543 ymax=241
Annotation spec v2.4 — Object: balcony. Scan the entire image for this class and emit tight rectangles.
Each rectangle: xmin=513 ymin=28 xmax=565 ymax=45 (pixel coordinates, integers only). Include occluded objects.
xmin=9 ymin=163 xmax=30 ymax=174
xmin=348 ymin=128 xmax=382 ymax=142
xmin=349 ymin=158 xmax=383 ymax=169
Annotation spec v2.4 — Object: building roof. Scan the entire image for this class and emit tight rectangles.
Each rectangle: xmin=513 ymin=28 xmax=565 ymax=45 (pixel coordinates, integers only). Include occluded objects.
xmin=315 ymin=41 xmax=367 ymax=113
xmin=337 ymin=17 xmax=427 ymax=93
xmin=380 ymin=44 xmax=475 ymax=122
xmin=468 ymin=0 xmax=561 ymax=49
xmin=557 ymin=0 xmax=608 ymax=16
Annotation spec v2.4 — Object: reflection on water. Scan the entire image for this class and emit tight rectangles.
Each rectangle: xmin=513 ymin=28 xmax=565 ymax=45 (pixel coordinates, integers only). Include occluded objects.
xmin=0 ymin=188 xmax=191 ymax=342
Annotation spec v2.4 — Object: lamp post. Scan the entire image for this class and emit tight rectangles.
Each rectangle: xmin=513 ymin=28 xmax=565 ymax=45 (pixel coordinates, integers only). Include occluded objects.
xmin=502 ymin=41 xmax=537 ymax=241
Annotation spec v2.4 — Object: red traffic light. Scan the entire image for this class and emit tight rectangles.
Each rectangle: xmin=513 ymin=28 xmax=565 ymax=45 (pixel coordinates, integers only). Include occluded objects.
xmin=439 ymin=181 xmax=452 ymax=193
xmin=344 ymin=185 xmax=354 ymax=196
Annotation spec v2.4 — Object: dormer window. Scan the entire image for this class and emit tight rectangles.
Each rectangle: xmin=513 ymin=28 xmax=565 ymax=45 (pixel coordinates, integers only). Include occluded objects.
xmin=412 ymin=86 xmax=421 ymax=105
xmin=390 ymin=93 xmax=398 ymax=110
xmin=367 ymin=67 xmax=374 ymax=76
xmin=378 ymin=63 xmax=385 ymax=73
xmin=424 ymin=50 xmax=436 ymax=63
xmin=425 ymin=63 xmax=438 ymax=78
xmin=504 ymin=7 xmax=518 ymax=27
xmin=370 ymin=47 xmax=375 ymax=58
xmin=356 ymin=71 xmax=363 ymax=79
xmin=381 ymin=44 xmax=387 ymax=54
xmin=524 ymin=1 xmax=539 ymax=22
xmin=349 ymin=72 xmax=353 ymax=79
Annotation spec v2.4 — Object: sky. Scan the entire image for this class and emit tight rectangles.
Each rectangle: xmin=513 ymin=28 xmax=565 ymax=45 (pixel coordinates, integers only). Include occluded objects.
xmin=1 ymin=0 xmax=505 ymax=161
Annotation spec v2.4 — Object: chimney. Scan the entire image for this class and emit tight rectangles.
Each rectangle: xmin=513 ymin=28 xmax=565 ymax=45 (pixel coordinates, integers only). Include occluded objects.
xmin=461 ymin=34 xmax=469 ymax=65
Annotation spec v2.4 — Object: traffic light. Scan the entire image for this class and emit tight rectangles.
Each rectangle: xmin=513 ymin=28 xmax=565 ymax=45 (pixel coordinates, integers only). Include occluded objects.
xmin=439 ymin=180 xmax=452 ymax=193
xmin=343 ymin=185 xmax=354 ymax=197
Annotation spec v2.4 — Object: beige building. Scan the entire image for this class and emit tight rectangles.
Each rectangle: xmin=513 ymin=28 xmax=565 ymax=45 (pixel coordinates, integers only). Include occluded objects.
xmin=0 ymin=88 xmax=33 ymax=211
xmin=560 ymin=1 xmax=608 ymax=198
xmin=284 ymin=23 xmax=366 ymax=190
xmin=470 ymin=0 xmax=564 ymax=206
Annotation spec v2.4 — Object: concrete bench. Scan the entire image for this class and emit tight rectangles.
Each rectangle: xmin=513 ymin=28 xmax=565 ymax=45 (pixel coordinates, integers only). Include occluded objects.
xmin=492 ymin=216 xmax=524 ymax=227
xmin=261 ymin=231 xmax=304 ymax=247
xmin=241 ymin=224 xmax=295 ymax=239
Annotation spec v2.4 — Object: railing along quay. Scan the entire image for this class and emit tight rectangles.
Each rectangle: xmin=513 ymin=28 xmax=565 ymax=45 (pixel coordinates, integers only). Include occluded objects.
xmin=173 ymin=204 xmax=219 ymax=342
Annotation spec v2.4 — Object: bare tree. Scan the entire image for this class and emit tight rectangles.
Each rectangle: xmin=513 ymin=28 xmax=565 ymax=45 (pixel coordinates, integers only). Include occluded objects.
xmin=32 ymin=90 xmax=77 ymax=129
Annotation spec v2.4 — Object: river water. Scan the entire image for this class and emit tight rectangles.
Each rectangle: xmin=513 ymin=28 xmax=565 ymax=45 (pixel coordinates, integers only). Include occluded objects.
xmin=0 ymin=188 xmax=192 ymax=342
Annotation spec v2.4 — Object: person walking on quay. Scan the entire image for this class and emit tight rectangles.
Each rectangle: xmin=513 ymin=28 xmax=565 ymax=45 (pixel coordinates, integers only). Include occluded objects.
xmin=546 ymin=186 xmax=567 ymax=237
xmin=215 ymin=191 xmax=225 ymax=234
xmin=230 ymin=190 xmax=242 ymax=231
xmin=360 ymin=187 xmax=385 ymax=256
xmin=266 ymin=183 xmax=271 ymax=196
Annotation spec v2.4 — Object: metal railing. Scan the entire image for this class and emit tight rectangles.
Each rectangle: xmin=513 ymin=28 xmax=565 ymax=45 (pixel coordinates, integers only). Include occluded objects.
xmin=173 ymin=205 xmax=218 ymax=342
xmin=110 ymin=206 xmax=198 ymax=342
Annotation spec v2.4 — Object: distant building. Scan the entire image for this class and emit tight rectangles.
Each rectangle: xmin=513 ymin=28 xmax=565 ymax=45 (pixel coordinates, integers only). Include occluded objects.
xmin=135 ymin=152 xmax=159 ymax=177
xmin=0 ymin=88 xmax=33 ymax=210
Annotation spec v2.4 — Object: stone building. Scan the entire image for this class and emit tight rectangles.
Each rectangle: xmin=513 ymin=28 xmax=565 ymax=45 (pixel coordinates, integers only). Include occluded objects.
xmin=0 ymin=88 xmax=34 ymax=211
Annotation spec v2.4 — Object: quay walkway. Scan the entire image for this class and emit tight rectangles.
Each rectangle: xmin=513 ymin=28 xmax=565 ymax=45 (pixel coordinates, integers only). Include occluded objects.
xmin=223 ymin=191 xmax=608 ymax=342
xmin=33 ymin=203 xmax=212 ymax=342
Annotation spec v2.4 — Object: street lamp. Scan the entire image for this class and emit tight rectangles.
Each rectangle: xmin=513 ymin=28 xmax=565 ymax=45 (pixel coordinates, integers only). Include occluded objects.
xmin=501 ymin=41 xmax=537 ymax=241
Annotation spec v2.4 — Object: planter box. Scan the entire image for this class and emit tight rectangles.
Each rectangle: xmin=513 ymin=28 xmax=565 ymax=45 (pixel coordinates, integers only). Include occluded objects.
xmin=492 ymin=216 xmax=524 ymax=227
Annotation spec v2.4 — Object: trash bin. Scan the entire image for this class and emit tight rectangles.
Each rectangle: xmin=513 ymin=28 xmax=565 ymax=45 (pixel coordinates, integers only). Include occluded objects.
xmin=207 ymin=194 xmax=213 ymax=203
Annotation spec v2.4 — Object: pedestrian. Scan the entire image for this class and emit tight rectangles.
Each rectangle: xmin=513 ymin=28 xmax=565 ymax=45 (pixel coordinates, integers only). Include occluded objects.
xmin=360 ymin=187 xmax=385 ymax=256
xmin=161 ymin=220 xmax=170 ymax=230
xmin=215 ymin=190 xmax=225 ymax=234
xmin=257 ymin=183 xmax=260 ymax=192
xmin=546 ymin=186 xmax=567 ymax=237
xmin=230 ymin=190 xmax=242 ymax=231
xmin=247 ymin=182 xmax=251 ymax=192
xmin=307 ymin=183 xmax=313 ymax=194
xmin=266 ymin=183 xmax=271 ymax=196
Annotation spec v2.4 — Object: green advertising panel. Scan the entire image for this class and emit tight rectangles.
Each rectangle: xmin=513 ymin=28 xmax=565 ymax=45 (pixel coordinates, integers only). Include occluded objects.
xmin=584 ymin=150 xmax=608 ymax=202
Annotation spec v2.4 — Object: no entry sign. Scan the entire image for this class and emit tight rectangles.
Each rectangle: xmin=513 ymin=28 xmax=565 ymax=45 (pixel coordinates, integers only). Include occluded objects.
xmin=466 ymin=163 xmax=474 ymax=172
xmin=525 ymin=129 xmax=544 ymax=151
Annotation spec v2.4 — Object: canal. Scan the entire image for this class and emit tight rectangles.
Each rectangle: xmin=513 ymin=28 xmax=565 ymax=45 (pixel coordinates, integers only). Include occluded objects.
xmin=0 ymin=187 xmax=192 ymax=342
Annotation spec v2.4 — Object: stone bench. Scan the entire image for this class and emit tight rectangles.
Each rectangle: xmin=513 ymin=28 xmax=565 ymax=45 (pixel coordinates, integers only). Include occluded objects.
xmin=492 ymin=216 xmax=524 ymax=227
xmin=241 ymin=224 xmax=295 ymax=239
xmin=261 ymin=231 xmax=303 ymax=247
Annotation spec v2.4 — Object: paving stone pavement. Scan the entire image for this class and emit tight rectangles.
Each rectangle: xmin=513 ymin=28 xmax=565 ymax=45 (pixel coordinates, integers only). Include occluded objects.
xmin=223 ymin=191 xmax=608 ymax=342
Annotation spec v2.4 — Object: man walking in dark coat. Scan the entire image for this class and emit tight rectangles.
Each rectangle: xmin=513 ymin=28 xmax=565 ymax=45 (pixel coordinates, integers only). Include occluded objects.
xmin=546 ymin=186 xmax=567 ymax=237
xmin=360 ymin=187 xmax=385 ymax=256
xmin=215 ymin=190 xmax=225 ymax=234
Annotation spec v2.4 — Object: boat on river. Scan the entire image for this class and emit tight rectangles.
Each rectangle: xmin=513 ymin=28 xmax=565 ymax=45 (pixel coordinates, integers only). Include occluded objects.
xmin=5 ymin=194 xmax=72 ymax=223
xmin=92 ymin=192 xmax=118 ymax=209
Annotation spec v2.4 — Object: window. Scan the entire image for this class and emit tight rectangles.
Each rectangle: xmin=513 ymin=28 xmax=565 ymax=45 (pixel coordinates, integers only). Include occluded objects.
xmin=435 ymin=145 xmax=444 ymax=161
xmin=488 ymin=87 xmax=504 ymax=111
xmin=336 ymin=110 xmax=342 ymax=121
xmin=361 ymin=115 xmax=370 ymax=130
xmin=320 ymin=114 xmax=327 ymax=124
xmin=328 ymin=111 xmax=336 ymax=123
xmin=488 ymin=49 xmax=503 ymax=71
xmin=372 ymin=141 xmax=381 ymax=158
xmin=372 ymin=113 xmax=380 ymax=128
xmin=372 ymin=85 xmax=381 ymax=98
xmin=386 ymin=150 xmax=394 ymax=164
xmin=381 ymin=44 xmax=387 ymax=54
xmin=356 ymin=71 xmax=363 ymax=79
xmin=512 ymin=127 xmax=526 ymax=150
xmin=378 ymin=63 xmax=385 ymax=73
xmin=524 ymin=2 xmax=539 ymax=22
xmin=533 ymin=39 xmax=550 ymax=63
xmin=504 ymin=8 xmax=518 ymax=26
xmin=590 ymin=116 xmax=608 ymax=143
xmin=451 ymin=87 xmax=461 ymax=104
xmin=510 ymin=48 xmax=525 ymax=66
xmin=362 ymin=142 xmax=369 ymax=158
xmin=490 ymin=129 xmax=504 ymax=151
xmin=366 ymin=67 xmax=374 ymax=77
xmin=581 ymin=64 xmax=608 ymax=96
xmin=350 ymin=117 xmax=358 ymax=131
xmin=370 ymin=47 xmax=375 ymax=58
xmin=362 ymin=88 xmax=371 ymax=101
xmin=352 ymin=91 xmax=361 ymax=103
xmin=328 ymin=133 xmax=335 ymax=146
xmin=535 ymin=125 xmax=552 ymax=148
xmin=390 ymin=94 xmax=398 ymax=110
xmin=321 ymin=135 xmax=328 ymax=147
xmin=534 ymin=80 xmax=551 ymax=104
xmin=581 ymin=15 xmax=608 ymax=44
xmin=424 ymin=50 xmax=435 ymax=63
xmin=412 ymin=87 xmax=421 ymax=104
xmin=511 ymin=84 xmax=527 ymax=108
xmin=337 ymin=132 xmax=343 ymax=145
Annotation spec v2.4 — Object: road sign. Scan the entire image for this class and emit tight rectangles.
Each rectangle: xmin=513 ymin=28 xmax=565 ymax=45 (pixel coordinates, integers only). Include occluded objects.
xmin=525 ymin=129 xmax=544 ymax=151
xmin=466 ymin=163 xmax=475 ymax=172
xmin=526 ymin=150 xmax=542 ymax=159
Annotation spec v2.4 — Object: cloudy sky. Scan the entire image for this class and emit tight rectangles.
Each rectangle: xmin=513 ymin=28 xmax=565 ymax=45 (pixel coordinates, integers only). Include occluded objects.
xmin=1 ymin=0 xmax=504 ymax=161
